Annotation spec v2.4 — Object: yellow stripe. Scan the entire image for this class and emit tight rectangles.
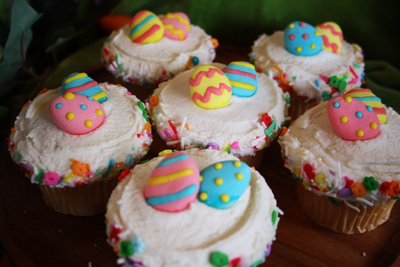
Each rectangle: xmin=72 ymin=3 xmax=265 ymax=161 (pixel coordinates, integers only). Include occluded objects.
xmin=62 ymin=173 xmax=75 ymax=182
xmin=358 ymin=100 xmax=384 ymax=108
xmin=231 ymin=80 xmax=255 ymax=91
xmin=231 ymin=61 xmax=255 ymax=69
xmin=165 ymin=13 xmax=190 ymax=30
xmin=93 ymin=91 xmax=106 ymax=100
xmin=377 ymin=114 xmax=387 ymax=124
xmin=345 ymin=92 xmax=375 ymax=98
xmin=64 ymin=73 xmax=87 ymax=84
xmin=146 ymin=169 xmax=194 ymax=185
xmin=164 ymin=24 xmax=183 ymax=39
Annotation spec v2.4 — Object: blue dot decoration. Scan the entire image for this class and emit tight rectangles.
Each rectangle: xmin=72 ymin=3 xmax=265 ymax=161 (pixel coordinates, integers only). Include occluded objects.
xmin=366 ymin=106 xmax=373 ymax=112
xmin=356 ymin=111 xmax=363 ymax=118
xmin=333 ymin=102 xmax=340 ymax=108
xmin=88 ymin=96 xmax=94 ymax=101
xmin=191 ymin=56 xmax=199 ymax=66
xmin=284 ymin=21 xmax=322 ymax=56
xmin=80 ymin=104 xmax=87 ymax=110
xmin=55 ymin=103 xmax=63 ymax=109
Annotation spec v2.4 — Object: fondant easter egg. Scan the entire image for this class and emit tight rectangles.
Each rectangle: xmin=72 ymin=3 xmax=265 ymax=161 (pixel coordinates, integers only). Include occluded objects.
xmin=129 ymin=10 xmax=164 ymax=44
xmin=62 ymin=72 xmax=107 ymax=103
xmin=284 ymin=21 xmax=322 ymax=56
xmin=222 ymin=61 xmax=258 ymax=97
xmin=49 ymin=93 xmax=105 ymax=135
xmin=161 ymin=12 xmax=191 ymax=41
xmin=144 ymin=151 xmax=200 ymax=212
xmin=189 ymin=65 xmax=232 ymax=109
xmin=198 ymin=160 xmax=251 ymax=209
xmin=345 ymin=88 xmax=387 ymax=124
xmin=315 ymin=22 xmax=343 ymax=54
xmin=327 ymin=96 xmax=380 ymax=141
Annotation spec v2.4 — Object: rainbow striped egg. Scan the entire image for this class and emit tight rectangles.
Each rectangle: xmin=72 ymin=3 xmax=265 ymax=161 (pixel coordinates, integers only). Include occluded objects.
xmin=345 ymin=88 xmax=386 ymax=124
xmin=129 ymin=10 xmax=164 ymax=44
xmin=315 ymin=22 xmax=343 ymax=54
xmin=189 ymin=65 xmax=232 ymax=109
xmin=62 ymin=72 xmax=107 ymax=103
xmin=161 ymin=12 xmax=191 ymax=41
xmin=222 ymin=61 xmax=258 ymax=97
xmin=144 ymin=151 xmax=200 ymax=212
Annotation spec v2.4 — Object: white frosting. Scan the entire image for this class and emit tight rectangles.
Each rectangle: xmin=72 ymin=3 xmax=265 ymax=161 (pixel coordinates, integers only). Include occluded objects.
xmin=102 ymin=23 xmax=216 ymax=86
xmin=149 ymin=63 xmax=290 ymax=157
xmin=251 ymin=31 xmax=365 ymax=102
xmin=278 ymin=101 xmax=400 ymax=205
xmin=9 ymin=84 xmax=152 ymax=187
xmin=106 ymin=148 xmax=279 ymax=267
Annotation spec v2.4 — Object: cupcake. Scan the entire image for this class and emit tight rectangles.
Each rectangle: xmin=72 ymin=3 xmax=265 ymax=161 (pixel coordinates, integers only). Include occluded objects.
xmin=101 ymin=10 xmax=217 ymax=101
xmin=278 ymin=88 xmax=399 ymax=234
xmin=8 ymin=72 xmax=152 ymax=216
xmin=250 ymin=21 xmax=365 ymax=120
xmin=147 ymin=62 xmax=290 ymax=168
xmin=105 ymin=148 xmax=280 ymax=267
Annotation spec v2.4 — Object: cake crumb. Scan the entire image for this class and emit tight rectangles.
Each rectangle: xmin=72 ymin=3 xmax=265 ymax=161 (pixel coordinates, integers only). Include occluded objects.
xmin=362 ymin=252 xmax=366 ymax=257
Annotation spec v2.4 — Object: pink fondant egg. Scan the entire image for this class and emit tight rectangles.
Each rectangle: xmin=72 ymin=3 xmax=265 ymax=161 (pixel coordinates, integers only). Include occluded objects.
xmin=129 ymin=10 xmax=164 ymax=44
xmin=49 ymin=92 xmax=105 ymax=135
xmin=144 ymin=151 xmax=200 ymax=212
xmin=161 ymin=12 xmax=191 ymax=41
xmin=315 ymin=22 xmax=343 ymax=54
xmin=327 ymin=96 xmax=380 ymax=141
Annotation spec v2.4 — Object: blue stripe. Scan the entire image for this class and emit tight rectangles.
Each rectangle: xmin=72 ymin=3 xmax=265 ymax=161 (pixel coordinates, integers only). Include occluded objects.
xmin=156 ymin=154 xmax=189 ymax=167
xmin=74 ymin=85 xmax=102 ymax=96
xmin=130 ymin=14 xmax=156 ymax=36
xmin=224 ymin=64 xmax=253 ymax=72
xmin=352 ymin=96 xmax=381 ymax=102
xmin=146 ymin=184 xmax=197 ymax=206
xmin=64 ymin=76 xmax=94 ymax=90
xmin=224 ymin=73 xmax=257 ymax=85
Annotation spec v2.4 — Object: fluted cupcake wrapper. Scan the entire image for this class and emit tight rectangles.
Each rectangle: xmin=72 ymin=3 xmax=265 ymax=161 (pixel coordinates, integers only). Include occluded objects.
xmin=38 ymin=177 xmax=118 ymax=216
xmin=295 ymin=181 xmax=396 ymax=234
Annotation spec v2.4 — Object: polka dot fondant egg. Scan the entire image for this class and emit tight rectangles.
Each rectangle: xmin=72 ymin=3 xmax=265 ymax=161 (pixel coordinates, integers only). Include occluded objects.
xmin=327 ymin=96 xmax=380 ymax=141
xmin=284 ymin=21 xmax=322 ymax=56
xmin=161 ymin=12 xmax=191 ymax=41
xmin=129 ymin=10 xmax=164 ymax=44
xmin=222 ymin=61 xmax=258 ymax=97
xmin=198 ymin=160 xmax=251 ymax=209
xmin=144 ymin=151 xmax=200 ymax=212
xmin=49 ymin=93 xmax=105 ymax=135
xmin=62 ymin=72 xmax=107 ymax=103
xmin=315 ymin=22 xmax=343 ymax=54
xmin=189 ymin=65 xmax=232 ymax=109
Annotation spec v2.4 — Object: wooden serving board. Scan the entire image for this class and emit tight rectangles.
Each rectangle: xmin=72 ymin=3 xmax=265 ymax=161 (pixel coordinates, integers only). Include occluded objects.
xmin=0 ymin=45 xmax=399 ymax=267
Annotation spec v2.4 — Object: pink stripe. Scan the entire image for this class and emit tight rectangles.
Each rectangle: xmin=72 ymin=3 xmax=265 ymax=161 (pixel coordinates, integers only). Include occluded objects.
xmin=321 ymin=36 xmax=338 ymax=53
xmin=318 ymin=24 xmax=343 ymax=42
xmin=131 ymin=10 xmax=148 ymax=23
xmin=133 ymin=24 xmax=161 ymax=43
xmin=65 ymin=81 xmax=98 ymax=93
xmin=153 ymin=195 xmax=194 ymax=212
xmin=222 ymin=68 xmax=256 ymax=79
xmin=373 ymin=107 xmax=386 ymax=115
xmin=189 ymin=69 xmax=225 ymax=86
xmin=192 ymin=83 xmax=232 ymax=103
xmin=144 ymin=178 xmax=196 ymax=198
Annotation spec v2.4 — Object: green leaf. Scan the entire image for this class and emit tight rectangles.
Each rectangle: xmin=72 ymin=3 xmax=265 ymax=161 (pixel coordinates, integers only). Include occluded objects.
xmin=0 ymin=0 xmax=42 ymax=89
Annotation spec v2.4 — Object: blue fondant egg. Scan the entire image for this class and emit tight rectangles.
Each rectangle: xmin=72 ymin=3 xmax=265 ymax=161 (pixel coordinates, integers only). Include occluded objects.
xmin=62 ymin=72 xmax=107 ymax=103
xmin=222 ymin=61 xmax=258 ymax=97
xmin=198 ymin=160 xmax=251 ymax=209
xmin=284 ymin=21 xmax=322 ymax=56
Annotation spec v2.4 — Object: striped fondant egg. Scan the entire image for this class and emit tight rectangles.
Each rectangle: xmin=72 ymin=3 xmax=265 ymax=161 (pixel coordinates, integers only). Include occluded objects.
xmin=315 ymin=22 xmax=343 ymax=54
xmin=129 ymin=10 xmax=164 ymax=44
xmin=222 ymin=61 xmax=258 ymax=97
xmin=284 ymin=21 xmax=322 ymax=56
xmin=62 ymin=72 xmax=107 ymax=103
xmin=161 ymin=12 xmax=191 ymax=41
xmin=198 ymin=160 xmax=251 ymax=209
xmin=345 ymin=88 xmax=386 ymax=124
xmin=189 ymin=65 xmax=232 ymax=109
xmin=49 ymin=93 xmax=105 ymax=135
xmin=144 ymin=151 xmax=200 ymax=212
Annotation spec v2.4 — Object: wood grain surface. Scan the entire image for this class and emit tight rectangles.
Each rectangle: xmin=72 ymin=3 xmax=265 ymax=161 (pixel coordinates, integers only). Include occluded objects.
xmin=1 ymin=44 xmax=399 ymax=267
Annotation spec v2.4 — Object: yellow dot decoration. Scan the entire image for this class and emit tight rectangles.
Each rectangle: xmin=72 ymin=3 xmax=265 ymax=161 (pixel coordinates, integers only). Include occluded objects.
xmin=356 ymin=129 xmax=364 ymax=137
xmin=236 ymin=173 xmax=243 ymax=180
xmin=296 ymin=47 xmax=302 ymax=53
xmin=340 ymin=116 xmax=348 ymax=124
xmin=370 ymin=122 xmax=378 ymax=130
xmin=289 ymin=24 xmax=295 ymax=29
xmin=96 ymin=109 xmax=103 ymax=116
xmin=310 ymin=44 xmax=316 ymax=49
xmin=199 ymin=175 xmax=203 ymax=182
xmin=215 ymin=178 xmax=223 ymax=186
xmin=199 ymin=192 xmax=208 ymax=201
xmin=158 ymin=149 xmax=173 ymax=157
xmin=345 ymin=96 xmax=352 ymax=103
xmin=214 ymin=163 xmax=223 ymax=170
xmin=85 ymin=120 xmax=93 ymax=128
xmin=315 ymin=32 xmax=320 ymax=36
xmin=64 ymin=92 xmax=75 ymax=100
xmin=233 ymin=161 xmax=241 ymax=167
xmin=220 ymin=194 xmax=230 ymax=203
xmin=66 ymin=112 xmax=75 ymax=120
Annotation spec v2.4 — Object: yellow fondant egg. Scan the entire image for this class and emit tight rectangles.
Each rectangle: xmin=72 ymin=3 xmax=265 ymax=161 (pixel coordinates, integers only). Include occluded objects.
xmin=189 ymin=65 xmax=232 ymax=109
xmin=315 ymin=22 xmax=343 ymax=54
xmin=129 ymin=10 xmax=164 ymax=44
